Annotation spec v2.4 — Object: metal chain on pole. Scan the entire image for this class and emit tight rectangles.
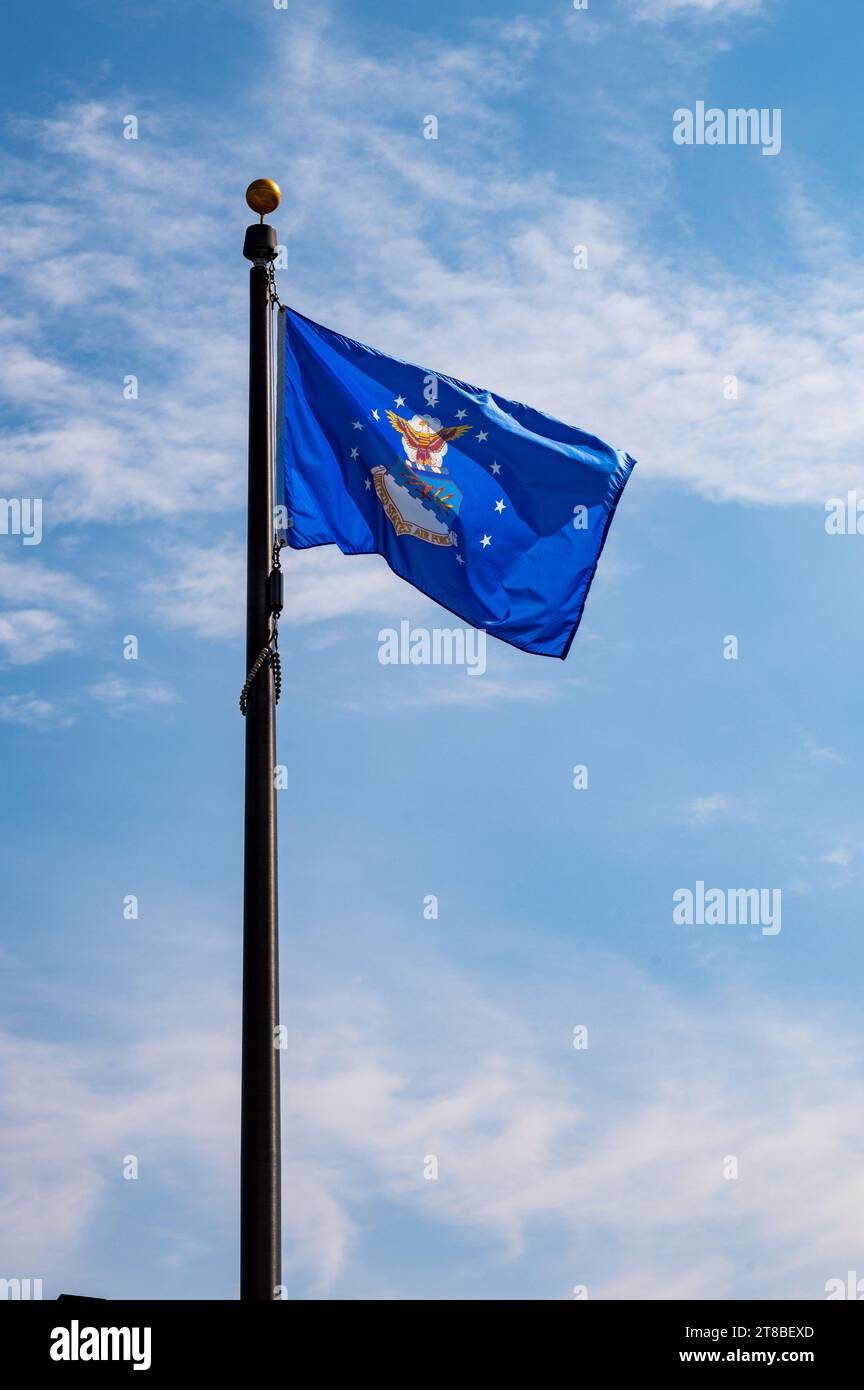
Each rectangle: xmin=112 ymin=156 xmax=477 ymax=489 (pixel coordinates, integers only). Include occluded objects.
xmin=239 ymin=538 xmax=283 ymax=715
xmin=239 ymin=641 xmax=280 ymax=715
xmin=267 ymin=262 xmax=283 ymax=309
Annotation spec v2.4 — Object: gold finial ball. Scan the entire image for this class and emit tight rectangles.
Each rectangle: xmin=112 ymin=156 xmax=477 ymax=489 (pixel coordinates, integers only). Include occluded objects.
xmin=245 ymin=179 xmax=281 ymax=217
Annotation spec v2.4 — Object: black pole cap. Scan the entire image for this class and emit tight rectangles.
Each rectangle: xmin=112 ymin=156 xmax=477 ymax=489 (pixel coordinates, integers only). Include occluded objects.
xmin=243 ymin=223 xmax=278 ymax=265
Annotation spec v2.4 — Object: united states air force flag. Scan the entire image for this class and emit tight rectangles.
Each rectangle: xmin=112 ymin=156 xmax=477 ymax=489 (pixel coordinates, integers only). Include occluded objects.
xmin=277 ymin=306 xmax=635 ymax=658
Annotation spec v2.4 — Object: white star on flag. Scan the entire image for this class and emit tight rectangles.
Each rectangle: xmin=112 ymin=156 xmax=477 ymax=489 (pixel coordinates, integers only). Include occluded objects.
xmin=494 ymin=499 xmax=506 ymax=513
xmin=481 ymin=534 xmax=492 ymax=548
xmin=350 ymin=447 xmax=359 ymax=459
xmin=352 ymin=421 xmax=364 ymax=430
xmin=476 ymin=430 xmax=488 ymax=442
xmin=490 ymin=461 xmax=501 ymax=475
xmin=394 ymin=395 xmax=406 ymax=407
xmin=455 ymin=409 xmax=467 ymax=419
xmin=372 ymin=409 xmax=380 ymax=421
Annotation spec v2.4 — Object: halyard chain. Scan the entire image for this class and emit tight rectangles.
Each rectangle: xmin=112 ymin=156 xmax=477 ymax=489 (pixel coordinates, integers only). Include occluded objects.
xmin=239 ymin=540 xmax=283 ymax=715
xmin=267 ymin=263 xmax=283 ymax=309
xmin=239 ymin=639 xmax=281 ymax=716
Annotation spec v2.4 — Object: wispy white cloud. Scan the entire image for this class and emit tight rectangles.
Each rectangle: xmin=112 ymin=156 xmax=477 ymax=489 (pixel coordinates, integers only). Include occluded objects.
xmin=85 ymin=676 xmax=177 ymax=713
xmin=283 ymin=548 xmax=430 ymax=627
xmin=0 ymin=1021 xmax=238 ymax=1282
xmin=0 ymin=608 xmax=77 ymax=665
xmin=0 ymin=692 xmax=73 ymax=729
xmin=142 ymin=540 xmax=245 ymax=641
xmin=381 ymin=675 xmax=557 ymax=708
xmin=686 ymin=792 xmax=760 ymax=825
xmin=0 ymin=553 xmax=104 ymax=665
xmin=0 ymin=552 xmax=103 ymax=615
xmin=812 ymin=832 xmax=864 ymax=882
xmin=631 ymin=0 xmax=764 ymax=19
xmin=688 ymin=792 xmax=730 ymax=822
xmin=143 ymin=541 xmax=428 ymax=641
xmin=821 ymin=846 xmax=852 ymax=868
xmin=805 ymin=736 xmax=845 ymax=766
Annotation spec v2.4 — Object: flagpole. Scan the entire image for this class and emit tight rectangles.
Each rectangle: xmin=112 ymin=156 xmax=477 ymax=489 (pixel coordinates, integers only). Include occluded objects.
xmin=240 ymin=179 xmax=282 ymax=1301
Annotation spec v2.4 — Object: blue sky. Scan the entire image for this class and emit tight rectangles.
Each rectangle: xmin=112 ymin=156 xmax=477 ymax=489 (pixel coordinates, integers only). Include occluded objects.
xmin=2 ymin=0 xmax=864 ymax=1300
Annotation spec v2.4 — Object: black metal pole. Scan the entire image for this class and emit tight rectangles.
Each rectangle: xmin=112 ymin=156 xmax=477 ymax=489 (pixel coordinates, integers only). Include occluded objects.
xmin=240 ymin=214 xmax=280 ymax=1300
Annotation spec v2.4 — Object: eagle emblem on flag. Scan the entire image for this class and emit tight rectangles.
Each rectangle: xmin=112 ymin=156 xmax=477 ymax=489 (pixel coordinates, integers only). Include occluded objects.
xmin=385 ymin=411 xmax=470 ymax=472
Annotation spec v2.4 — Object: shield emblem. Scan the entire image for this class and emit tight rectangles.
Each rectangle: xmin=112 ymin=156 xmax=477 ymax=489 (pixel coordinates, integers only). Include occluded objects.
xmin=371 ymin=463 xmax=461 ymax=546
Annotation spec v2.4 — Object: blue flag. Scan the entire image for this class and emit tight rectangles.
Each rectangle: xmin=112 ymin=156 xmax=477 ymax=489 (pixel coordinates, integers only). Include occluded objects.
xmin=277 ymin=306 xmax=635 ymax=658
